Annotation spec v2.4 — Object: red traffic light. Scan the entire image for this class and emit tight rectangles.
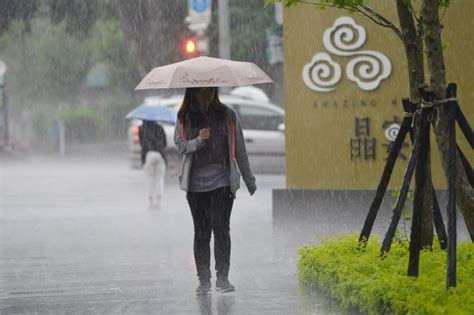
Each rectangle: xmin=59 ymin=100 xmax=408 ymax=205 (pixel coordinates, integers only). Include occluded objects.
xmin=181 ymin=37 xmax=199 ymax=58
xmin=185 ymin=39 xmax=196 ymax=53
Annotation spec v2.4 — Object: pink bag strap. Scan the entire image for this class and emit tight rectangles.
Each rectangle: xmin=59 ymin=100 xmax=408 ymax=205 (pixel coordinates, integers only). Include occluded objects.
xmin=178 ymin=120 xmax=187 ymax=140
xmin=226 ymin=114 xmax=236 ymax=161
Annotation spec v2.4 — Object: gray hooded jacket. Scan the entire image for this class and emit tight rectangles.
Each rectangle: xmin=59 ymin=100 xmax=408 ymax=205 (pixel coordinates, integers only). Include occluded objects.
xmin=174 ymin=105 xmax=256 ymax=196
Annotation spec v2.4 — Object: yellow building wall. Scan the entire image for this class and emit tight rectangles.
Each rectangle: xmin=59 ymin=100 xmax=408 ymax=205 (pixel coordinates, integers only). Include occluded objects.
xmin=284 ymin=1 xmax=474 ymax=190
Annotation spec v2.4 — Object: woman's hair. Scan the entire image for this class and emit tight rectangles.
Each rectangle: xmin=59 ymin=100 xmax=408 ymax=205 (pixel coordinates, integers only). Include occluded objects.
xmin=140 ymin=120 xmax=165 ymax=146
xmin=142 ymin=120 xmax=156 ymax=128
xmin=178 ymin=87 xmax=226 ymax=125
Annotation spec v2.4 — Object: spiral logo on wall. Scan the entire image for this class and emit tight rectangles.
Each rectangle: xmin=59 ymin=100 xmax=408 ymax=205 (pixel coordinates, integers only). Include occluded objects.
xmin=301 ymin=53 xmax=342 ymax=92
xmin=302 ymin=16 xmax=392 ymax=92
xmin=384 ymin=123 xmax=400 ymax=141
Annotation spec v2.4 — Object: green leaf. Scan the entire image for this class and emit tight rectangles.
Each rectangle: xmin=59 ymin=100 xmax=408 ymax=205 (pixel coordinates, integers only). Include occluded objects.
xmin=264 ymin=0 xmax=279 ymax=7
xmin=286 ymin=0 xmax=300 ymax=7
xmin=442 ymin=40 xmax=449 ymax=52
xmin=439 ymin=0 xmax=451 ymax=9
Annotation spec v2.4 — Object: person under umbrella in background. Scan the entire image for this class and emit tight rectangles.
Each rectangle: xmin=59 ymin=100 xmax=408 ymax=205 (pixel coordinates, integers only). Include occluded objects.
xmin=174 ymin=87 xmax=257 ymax=295
xmin=139 ymin=120 xmax=167 ymax=208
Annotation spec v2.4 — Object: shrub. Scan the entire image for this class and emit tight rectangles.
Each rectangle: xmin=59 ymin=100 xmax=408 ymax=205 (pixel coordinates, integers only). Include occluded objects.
xmin=57 ymin=106 xmax=102 ymax=143
xmin=298 ymin=233 xmax=474 ymax=315
xmin=31 ymin=109 xmax=55 ymax=151
xmin=97 ymin=100 xmax=135 ymax=141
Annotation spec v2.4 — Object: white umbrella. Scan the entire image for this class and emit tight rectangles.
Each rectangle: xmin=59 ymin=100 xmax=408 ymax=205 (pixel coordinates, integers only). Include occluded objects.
xmin=135 ymin=56 xmax=273 ymax=90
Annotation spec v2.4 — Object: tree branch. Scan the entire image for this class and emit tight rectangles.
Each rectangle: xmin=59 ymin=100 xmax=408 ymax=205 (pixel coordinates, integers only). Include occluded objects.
xmin=408 ymin=0 xmax=422 ymax=24
xmin=358 ymin=4 xmax=403 ymax=40
xmin=290 ymin=1 xmax=403 ymax=40
xmin=290 ymin=0 xmax=357 ymax=12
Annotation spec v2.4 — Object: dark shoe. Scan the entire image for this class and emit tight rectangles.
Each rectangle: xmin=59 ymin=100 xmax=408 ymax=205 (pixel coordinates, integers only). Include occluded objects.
xmin=196 ymin=280 xmax=212 ymax=295
xmin=215 ymin=278 xmax=235 ymax=293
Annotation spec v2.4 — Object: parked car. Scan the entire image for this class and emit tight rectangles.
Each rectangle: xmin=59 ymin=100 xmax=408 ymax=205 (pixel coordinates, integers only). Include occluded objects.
xmin=127 ymin=93 xmax=285 ymax=168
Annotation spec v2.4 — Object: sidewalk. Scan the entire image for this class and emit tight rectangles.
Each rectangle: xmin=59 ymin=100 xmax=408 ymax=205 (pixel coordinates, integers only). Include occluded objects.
xmin=0 ymin=157 xmax=343 ymax=314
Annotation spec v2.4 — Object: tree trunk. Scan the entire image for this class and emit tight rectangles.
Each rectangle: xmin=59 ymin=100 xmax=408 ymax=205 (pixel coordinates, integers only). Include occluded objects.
xmin=396 ymin=0 xmax=434 ymax=247
xmin=396 ymin=0 xmax=424 ymax=100
xmin=422 ymin=0 xmax=474 ymax=240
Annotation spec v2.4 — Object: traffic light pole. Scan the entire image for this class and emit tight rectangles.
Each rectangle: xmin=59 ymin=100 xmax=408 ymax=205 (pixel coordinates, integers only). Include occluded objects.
xmin=185 ymin=0 xmax=211 ymax=56
xmin=218 ymin=0 xmax=231 ymax=60
xmin=3 ymin=88 xmax=7 ymax=148
xmin=0 ymin=61 xmax=7 ymax=150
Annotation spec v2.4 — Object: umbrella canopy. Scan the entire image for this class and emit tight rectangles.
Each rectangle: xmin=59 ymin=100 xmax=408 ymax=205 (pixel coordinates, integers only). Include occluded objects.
xmin=135 ymin=56 xmax=273 ymax=90
xmin=125 ymin=105 xmax=177 ymax=124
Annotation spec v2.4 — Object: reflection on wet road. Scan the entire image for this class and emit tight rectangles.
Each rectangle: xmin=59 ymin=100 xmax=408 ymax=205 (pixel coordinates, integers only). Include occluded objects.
xmin=1 ymin=157 xmax=344 ymax=314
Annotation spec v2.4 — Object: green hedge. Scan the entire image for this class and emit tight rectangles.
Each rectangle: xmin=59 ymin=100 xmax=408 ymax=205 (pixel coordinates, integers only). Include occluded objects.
xmin=57 ymin=106 xmax=102 ymax=142
xmin=298 ymin=234 xmax=474 ymax=315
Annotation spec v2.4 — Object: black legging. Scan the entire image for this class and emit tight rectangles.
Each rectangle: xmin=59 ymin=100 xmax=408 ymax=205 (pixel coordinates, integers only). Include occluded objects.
xmin=187 ymin=186 xmax=234 ymax=281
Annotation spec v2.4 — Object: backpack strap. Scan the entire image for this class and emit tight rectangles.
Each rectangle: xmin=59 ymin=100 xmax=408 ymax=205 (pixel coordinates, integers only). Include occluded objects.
xmin=225 ymin=107 xmax=236 ymax=161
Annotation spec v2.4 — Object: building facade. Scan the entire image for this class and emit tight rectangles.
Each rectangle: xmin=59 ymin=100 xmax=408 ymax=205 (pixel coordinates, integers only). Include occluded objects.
xmin=283 ymin=1 xmax=473 ymax=190
xmin=273 ymin=1 xmax=473 ymax=239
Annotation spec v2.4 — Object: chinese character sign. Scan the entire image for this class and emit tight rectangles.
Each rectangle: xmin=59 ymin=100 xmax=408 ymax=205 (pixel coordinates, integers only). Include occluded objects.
xmin=350 ymin=117 xmax=376 ymax=160
xmin=349 ymin=115 xmax=410 ymax=162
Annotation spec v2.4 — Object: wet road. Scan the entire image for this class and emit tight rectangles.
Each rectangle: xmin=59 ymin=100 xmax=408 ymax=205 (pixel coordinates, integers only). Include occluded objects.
xmin=0 ymin=156 xmax=344 ymax=314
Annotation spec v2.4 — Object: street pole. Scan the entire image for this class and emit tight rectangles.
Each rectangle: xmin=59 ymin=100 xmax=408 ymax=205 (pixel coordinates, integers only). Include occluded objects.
xmin=0 ymin=60 xmax=7 ymax=149
xmin=270 ymin=3 xmax=284 ymax=106
xmin=218 ymin=0 xmax=231 ymax=60
xmin=186 ymin=0 xmax=211 ymax=56
xmin=3 ymin=90 xmax=7 ymax=148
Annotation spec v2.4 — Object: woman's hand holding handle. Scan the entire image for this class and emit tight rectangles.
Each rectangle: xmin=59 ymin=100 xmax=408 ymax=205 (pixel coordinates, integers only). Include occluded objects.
xmin=199 ymin=128 xmax=211 ymax=140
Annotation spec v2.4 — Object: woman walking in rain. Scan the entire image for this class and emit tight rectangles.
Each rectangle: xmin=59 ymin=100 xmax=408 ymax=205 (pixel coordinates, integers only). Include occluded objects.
xmin=174 ymin=87 xmax=256 ymax=294
xmin=139 ymin=120 xmax=167 ymax=208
